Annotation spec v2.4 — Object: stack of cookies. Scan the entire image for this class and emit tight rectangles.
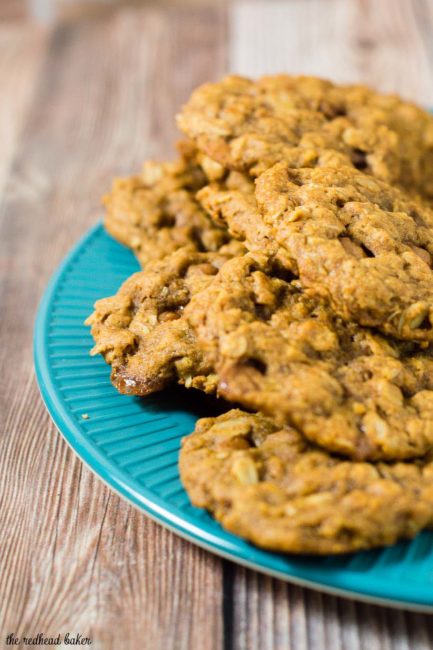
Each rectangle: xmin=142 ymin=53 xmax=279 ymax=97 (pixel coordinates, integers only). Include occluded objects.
xmin=87 ymin=75 xmax=433 ymax=554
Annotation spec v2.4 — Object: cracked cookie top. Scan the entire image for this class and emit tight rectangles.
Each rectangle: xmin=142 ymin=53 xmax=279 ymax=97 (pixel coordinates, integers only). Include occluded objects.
xmin=199 ymin=165 xmax=433 ymax=341
xmin=255 ymin=164 xmax=433 ymax=340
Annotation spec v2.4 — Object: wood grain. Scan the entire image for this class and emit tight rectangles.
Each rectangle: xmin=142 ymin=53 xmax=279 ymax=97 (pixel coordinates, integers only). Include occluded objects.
xmin=1 ymin=2 xmax=433 ymax=649
xmin=230 ymin=569 xmax=433 ymax=650
xmin=0 ymin=24 xmax=46 ymax=197
xmin=230 ymin=0 xmax=433 ymax=105
xmin=0 ymin=0 xmax=27 ymax=21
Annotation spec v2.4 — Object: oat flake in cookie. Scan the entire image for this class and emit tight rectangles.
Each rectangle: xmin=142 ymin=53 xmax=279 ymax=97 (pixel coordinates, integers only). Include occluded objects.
xmin=180 ymin=410 xmax=433 ymax=554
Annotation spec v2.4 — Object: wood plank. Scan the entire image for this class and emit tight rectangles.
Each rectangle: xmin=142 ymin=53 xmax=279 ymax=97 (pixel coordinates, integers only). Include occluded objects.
xmin=0 ymin=0 xmax=27 ymax=21
xmin=0 ymin=6 xmax=228 ymax=648
xmin=0 ymin=24 xmax=46 ymax=197
xmin=229 ymin=0 xmax=433 ymax=105
xmin=230 ymin=569 xmax=433 ymax=650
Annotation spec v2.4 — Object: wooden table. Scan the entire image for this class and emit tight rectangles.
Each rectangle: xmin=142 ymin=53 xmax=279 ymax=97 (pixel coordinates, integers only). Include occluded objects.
xmin=1 ymin=1 xmax=433 ymax=647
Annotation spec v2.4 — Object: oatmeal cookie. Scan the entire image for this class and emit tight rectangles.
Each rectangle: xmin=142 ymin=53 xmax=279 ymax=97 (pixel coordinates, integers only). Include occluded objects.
xmin=103 ymin=151 xmax=229 ymax=267
xmin=180 ymin=410 xmax=433 ymax=554
xmin=85 ymin=248 xmax=241 ymax=395
xmin=184 ymin=254 xmax=433 ymax=461
xmin=177 ymin=75 xmax=433 ymax=197
xmin=200 ymin=165 xmax=433 ymax=341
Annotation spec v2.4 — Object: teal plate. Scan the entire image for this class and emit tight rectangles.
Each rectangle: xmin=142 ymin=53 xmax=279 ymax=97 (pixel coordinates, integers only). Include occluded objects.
xmin=34 ymin=223 xmax=433 ymax=612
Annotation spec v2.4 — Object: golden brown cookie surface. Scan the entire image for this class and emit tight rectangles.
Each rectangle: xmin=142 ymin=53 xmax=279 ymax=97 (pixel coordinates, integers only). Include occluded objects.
xmin=180 ymin=410 xmax=433 ymax=554
xmin=85 ymin=248 xmax=242 ymax=396
xmin=185 ymin=255 xmax=433 ymax=461
xmin=177 ymin=75 xmax=433 ymax=197
xmin=256 ymin=164 xmax=433 ymax=340
xmin=87 ymin=249 xmax=433 ymax=461
xmin=199 ymin=165 xmax=433 ymax=341
xmin=103 ymin=151 xmax=229 ymax=267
